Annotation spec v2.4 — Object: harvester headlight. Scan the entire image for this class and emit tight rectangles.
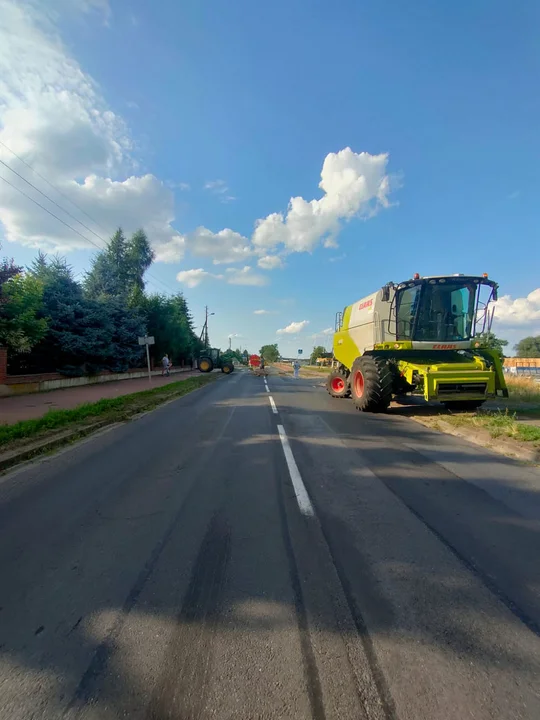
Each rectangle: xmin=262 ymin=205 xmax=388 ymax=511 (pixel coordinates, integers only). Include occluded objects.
xmin=474 ymin=342 xmax=481 ymax=348
xmin=394 ymin=343 xmax=401 ymax=349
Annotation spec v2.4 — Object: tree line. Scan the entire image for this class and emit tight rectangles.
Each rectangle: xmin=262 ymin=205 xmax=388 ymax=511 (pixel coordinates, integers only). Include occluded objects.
xmin=0 ymin=229 xmax=204 ymax=376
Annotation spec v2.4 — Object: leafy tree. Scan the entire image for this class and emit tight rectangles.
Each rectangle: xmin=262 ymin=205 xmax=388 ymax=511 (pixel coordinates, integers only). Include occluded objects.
xmin=476 ymin=332 xmax=509 ymax=359
xmin=515 ymin=336 xmax=540 ymax=358
xmin=85 ymin=228 xmax=154 ymax=302
xmin=310 ymin=345 xmax=326 ymax=365
xmin=234 ymin=347 xmax=248 ymax=364
xmin=0 ymin=243 xmax=21 ymax=302
xmin=260 ymin=343 xmax=279 ymax=363
xmin=17 ymin=254 xmax=145 ymax=374
xmin=144 ymin=293 xmax=201 ymax=365
xmin=0 ymin=273 xmax=47 ymax=353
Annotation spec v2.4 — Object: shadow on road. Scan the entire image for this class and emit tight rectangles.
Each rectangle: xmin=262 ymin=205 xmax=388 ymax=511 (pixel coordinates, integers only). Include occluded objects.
xmin=0 ymin=373 xmax=539 ymax=718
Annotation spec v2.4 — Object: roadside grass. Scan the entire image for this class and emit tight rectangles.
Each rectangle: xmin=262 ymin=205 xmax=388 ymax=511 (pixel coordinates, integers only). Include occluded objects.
xmin=504 ymin=376 xmax=540 ymax=404
xmin=445 ymin=408 xmax=540 ymax=445
xmin=0 ymin=374 xmax=217 ymax=450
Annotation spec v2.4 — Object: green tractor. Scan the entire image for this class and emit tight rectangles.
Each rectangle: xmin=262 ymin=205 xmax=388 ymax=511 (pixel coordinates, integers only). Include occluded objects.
xmin=328 ymin=273 xmax=508 ymax=412
xmin=197 ymin=348 xmax=234 ymax=375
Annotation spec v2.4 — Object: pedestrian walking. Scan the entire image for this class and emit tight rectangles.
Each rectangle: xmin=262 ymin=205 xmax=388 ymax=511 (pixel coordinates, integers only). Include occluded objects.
xmin=293 ymin=360 xmax=300 ymax=379
xmin=162 ymin=353 xmax=170 ymax=376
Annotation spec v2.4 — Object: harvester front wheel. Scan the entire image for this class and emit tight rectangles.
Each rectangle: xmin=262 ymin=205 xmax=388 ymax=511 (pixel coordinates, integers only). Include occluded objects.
xmin=197 ymin=356 xmax=214 ymax=373
xmin=350 ymin=356 xmax=393 ymax=412
xmin=221 ymin=362 xmax=234 ymax=374
xmin=443 ymin=400 xmax=484 ymax=411
xmin=326 ymin=369 xmax=350 ymax=398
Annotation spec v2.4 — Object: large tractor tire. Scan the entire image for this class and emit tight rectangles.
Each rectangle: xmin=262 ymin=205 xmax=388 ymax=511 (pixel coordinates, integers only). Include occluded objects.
xmin=326 ymin=369 xmax=350 ymax=399
xmin=221 ymin=362 xmax=234 ymax=374
xmin=197 ymin=356 xmax=214 ymax=373
xmin=350 ymin=355 xmax=393 ymax=412
xmin=443 ymin=400 xmax=484 ymax=411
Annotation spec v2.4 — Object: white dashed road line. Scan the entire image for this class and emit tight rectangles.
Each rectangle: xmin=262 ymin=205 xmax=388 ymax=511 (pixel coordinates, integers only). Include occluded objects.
xmin=277 ymin=424 xmax=314 ymax=517
xmin=262 ymin=380 xmax=314 ymax=517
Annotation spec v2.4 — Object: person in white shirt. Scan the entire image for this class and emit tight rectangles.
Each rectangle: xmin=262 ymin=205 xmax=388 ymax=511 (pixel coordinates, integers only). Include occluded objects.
xmin=162 ymin=354 xmax=170 ymax=376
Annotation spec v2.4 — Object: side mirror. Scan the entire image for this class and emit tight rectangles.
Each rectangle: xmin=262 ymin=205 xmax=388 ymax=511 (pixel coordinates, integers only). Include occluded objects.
xmin=382 ymin=284 xmax=390 ymax=302
xmin=492 ymin=287 xmax=498 ymax=301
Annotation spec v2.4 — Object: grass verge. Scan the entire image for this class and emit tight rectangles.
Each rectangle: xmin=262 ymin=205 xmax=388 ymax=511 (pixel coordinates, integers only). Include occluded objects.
xmin=0 ymin=374 xmax=217 ymax=451
xmin=444 ymin=409 xmax=540 ymax=445
xmin=503 ymin=376 xmax=540 ymax=404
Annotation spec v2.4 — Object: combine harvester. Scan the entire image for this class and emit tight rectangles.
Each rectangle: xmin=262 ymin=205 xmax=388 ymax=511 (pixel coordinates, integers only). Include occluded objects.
xmin=327 ymin=273 xmax=508 ymax=412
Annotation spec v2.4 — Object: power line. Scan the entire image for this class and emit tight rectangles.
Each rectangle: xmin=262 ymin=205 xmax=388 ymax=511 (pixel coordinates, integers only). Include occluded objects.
xmin=0 ymin=139 xmax=110 ymax=234
xmin=0 ymin=142 xmax=181 ymax=297
xmin=0 ymin=158 xmax=109 ymax=249
xmin=0 ymin=174 xmax=106 ymax=251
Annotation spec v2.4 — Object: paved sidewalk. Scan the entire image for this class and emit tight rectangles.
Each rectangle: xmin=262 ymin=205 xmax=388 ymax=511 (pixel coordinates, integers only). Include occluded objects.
xmin=0 ymin=369 xmax=200 ymax=425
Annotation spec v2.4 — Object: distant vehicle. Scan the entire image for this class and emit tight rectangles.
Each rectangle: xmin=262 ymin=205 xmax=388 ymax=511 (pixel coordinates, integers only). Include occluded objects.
xmin=327 ymin=273 xmax=508 ymax=412
xmin=197 ymin=348 xmax=234 ymax=374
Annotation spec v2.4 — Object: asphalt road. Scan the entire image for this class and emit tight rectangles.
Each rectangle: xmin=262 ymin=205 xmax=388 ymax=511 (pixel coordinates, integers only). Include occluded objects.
xmin=1 ymin=369 xmax=540 ymax=719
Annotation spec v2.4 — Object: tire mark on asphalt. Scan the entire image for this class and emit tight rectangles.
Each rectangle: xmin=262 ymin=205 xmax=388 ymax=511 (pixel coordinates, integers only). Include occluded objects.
xmin=275 ymin=452 xmax=326 ymax=720
xmin=146 ymin=513 xmax=231 ymax=720
xmin=64 ymin=478 xmax=199 ymax=713
xmin=275 ymin=415 xmax=395 ymax=720
xmin=380 ymin=481 xmax=540 ymax=639
xmin=65 ymin=406 xmax=237 ymax=716
xmin=313 ymin=515 xmax=398 ymax=720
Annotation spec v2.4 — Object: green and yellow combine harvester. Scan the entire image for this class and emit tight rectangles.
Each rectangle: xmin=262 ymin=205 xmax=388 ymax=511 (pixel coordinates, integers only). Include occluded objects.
xmin=327 ymin=273 xmax=508 ymax=412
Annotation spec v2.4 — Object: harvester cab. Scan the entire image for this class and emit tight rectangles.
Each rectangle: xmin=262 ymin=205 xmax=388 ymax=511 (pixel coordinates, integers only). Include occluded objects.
xmin=197 ymin=348 xmax=234 ymax=375
xmin=328 ymin=273 xmax=508 ymax=412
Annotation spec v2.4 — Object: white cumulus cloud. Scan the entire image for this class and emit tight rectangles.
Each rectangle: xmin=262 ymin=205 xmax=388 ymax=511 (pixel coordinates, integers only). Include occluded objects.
xmin=494 ymin=288 xmax=540 ymax=326
xmin=277 ymin=320 xmax=310 ymax=335
xmin=176 ymin=265 xmax=267 ymax=288
xmin=176 ymin=268 xmax=216 ymax=288
xmin=0 ymin=0 xmax=183 ymax=258
xmin=184 ymin=227 xmax=252 ymax=265
xmin=257 ymin=254 xmax=283 ymax=270
xmin=251 ymin=148 xmax=392 ymax=255
xmin=253 ymin=309 xmax=273 ymax=315
xmin=225 ymin=266 xmax=268 ymax=286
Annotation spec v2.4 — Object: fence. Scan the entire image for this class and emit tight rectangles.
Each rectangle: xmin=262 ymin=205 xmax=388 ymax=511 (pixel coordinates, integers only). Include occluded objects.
xmin=503 ymin=357 xmax=540 ymax=377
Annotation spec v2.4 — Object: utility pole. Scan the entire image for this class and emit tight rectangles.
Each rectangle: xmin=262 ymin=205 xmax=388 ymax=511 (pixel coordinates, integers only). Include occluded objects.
xmin=199 ymin=306 xmax=214 ymax=349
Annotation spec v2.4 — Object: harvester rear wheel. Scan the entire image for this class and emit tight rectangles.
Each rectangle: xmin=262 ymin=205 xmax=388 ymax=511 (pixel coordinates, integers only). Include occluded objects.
xmin=197 ymin=356 xmax=214 ymax=373
xmin=221 ymin=362 xmax=234 ymax=374
xmin=443 ymin=400 xmax=484 ymax=411
xmin=350 ymin=356 xmax=393 ymax=412
xmin=326 ymin=369 xmax=350 ymax=398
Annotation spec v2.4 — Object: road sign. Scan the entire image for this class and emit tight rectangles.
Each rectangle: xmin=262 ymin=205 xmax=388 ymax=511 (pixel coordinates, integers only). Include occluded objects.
xmin=138 ymin=336 xmax=155 ymax=382
xmin=298 ymin=349 xmax=303 ymax=355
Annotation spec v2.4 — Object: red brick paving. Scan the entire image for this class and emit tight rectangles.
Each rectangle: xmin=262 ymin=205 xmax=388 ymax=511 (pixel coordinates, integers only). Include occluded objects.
xmin=0 ymin=369 xmax=201 ymax=425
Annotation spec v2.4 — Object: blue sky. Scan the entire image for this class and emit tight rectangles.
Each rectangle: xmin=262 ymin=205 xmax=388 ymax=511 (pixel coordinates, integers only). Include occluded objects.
xmin=1 ymin=0 xmax=539 ymax=356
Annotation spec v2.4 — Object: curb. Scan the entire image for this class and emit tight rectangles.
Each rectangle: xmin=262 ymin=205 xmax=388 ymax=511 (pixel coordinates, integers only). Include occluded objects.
xmin=412 ymin=417 xmax=540 ymax=463
xmin=0 ymin=420 xmax=113 ymax=472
